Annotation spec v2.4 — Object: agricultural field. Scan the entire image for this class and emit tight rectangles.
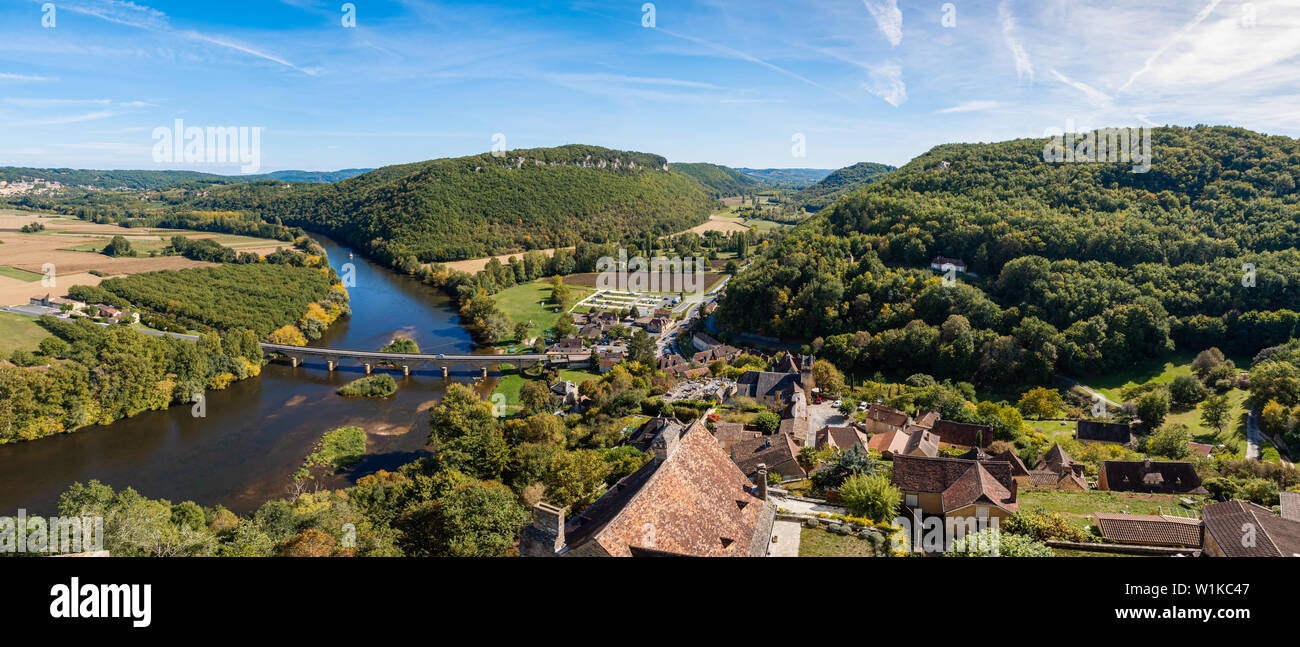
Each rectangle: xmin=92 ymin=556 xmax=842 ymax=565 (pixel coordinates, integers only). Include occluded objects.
xmin=0 ymin=210 xmax=289 ymax=307
xmin=0 ymin=310 xmax=50 ymax=356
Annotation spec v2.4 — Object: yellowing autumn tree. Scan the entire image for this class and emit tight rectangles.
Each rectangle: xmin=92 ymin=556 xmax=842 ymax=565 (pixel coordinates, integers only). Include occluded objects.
xmin=267 ymin=324 xmax=308 ymax=346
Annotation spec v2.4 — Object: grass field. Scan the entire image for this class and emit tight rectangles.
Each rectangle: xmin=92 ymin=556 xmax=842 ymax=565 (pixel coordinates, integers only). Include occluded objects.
xmin=798 ymin=527 xmax=878 ymax=557
xmin=1084 ymin=351 xmax=1251 ymax=403
xmin=492 ymin=279 xmax=593 ymax=338
xmin=0 ymin=311 xmax=50 ymax=356
xmin=0 ymin=266 xmax=43 ymax=282
xmin=1018 ymin=489 xmax=1206 ymax=530
xmin=1076 ymin=352 xmax=1251 ymax=454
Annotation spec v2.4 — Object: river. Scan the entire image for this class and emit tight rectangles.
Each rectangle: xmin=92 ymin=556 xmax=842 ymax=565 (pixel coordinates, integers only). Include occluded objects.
xmin=0 ymin=236 xmax=495 ymax=516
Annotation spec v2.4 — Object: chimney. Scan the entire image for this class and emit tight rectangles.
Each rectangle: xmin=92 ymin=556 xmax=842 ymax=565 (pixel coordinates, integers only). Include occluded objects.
xmin=652 ymin=424 xmax=682 ymax=463
xmin=756 ymin=464 xmax=769 ymax=501
xmin=519 ymin=502 xmax=567 ymax=557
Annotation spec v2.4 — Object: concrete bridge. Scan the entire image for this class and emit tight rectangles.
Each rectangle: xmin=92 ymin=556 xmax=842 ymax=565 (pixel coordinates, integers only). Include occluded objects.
xmin=258 ymin=342 xmax=584 ymax=378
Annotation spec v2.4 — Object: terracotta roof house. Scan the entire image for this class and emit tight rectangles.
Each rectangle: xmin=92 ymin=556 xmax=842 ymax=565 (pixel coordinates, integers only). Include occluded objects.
xmin=551 ymin=380 xmax=580 ymax=409
xmin=548 ymin=337 xmax=584 ymax=353
xmin=772 ymin=353 xmax=812 ymax=375
xmin=713 ymin=422 xmax=760 ymax=450
xmin=867 ymin=428 xmax=938 ymax=458
xmin=658 ymin=354 xmax=688 ymax=372
xmin=1187 ymin=442 xmax=1215 ymax=458
xmin=730 ymin=432 xmax=805 ymax=481
xmin=957 ymin=447 xmax=1032 ymax=482
xmin=815 ymin=425 xmax=869 ymax=452
xmin=891 ymin=454 xmax=1019 ymax=519
xmin=862 ymin=405 xmax=911 ymax=435
xmin=1097 ymin=460 xmax=1207 ymax=494
xmin=627 ymin=416 xmax=684 ymax=452
xmin=913 ymin=411 xmax=941 ymax=429
xmin=1281 ymin=491 xmax=1300 ymax=522
xmin=1076 ymin=420 xmax=1135 ymax=445
xmin=929 ymin=419 xmax=994 ymax=449
xmin=1093 ymin=513 xmax=1203 ymax=548
xmin=645 ymin=317 xmax=671 ymax=334
xmin=777 ymin=417 xmax=810 ymax=445
xmin=693 ymin=344 xmax=742 ymax=365
xmin=691 ymin=332 xmax=722 ymax=351
xmin=1036 ymin=443 xmax=1083 ymax=477
xmin=519 ymin=420 xmax=777 ymax=557
xmin=735 ymin=370 xmax=805 ymax=407
xmin=1202 ymin=500 xmax=1300 ymax=557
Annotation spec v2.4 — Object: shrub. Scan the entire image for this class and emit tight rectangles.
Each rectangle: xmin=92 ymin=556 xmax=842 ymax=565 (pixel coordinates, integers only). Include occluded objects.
xmin=838 ymin=472 xmax=901 ymax=523
xmin=338 ymin=374 xmax=398 ymax=398
xmin=1003 ymin=507 xmax=1088 ymax=542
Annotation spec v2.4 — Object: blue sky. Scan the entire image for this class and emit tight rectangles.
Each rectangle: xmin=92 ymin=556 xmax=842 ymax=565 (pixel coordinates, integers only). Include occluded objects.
xmin=1 ymin=0 xmax=1298 ymax=173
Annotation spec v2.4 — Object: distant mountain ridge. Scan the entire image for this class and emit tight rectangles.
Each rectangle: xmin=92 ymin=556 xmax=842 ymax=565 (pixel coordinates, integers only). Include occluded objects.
xmin=0 ymin=166 xmax=372 ymax=191
xmin=791 ymin=161 xmax=896 ymax=212
xmin=734 ymin=167 xmax=834 ymax=189
xmin=669 ymin=162 xmax=760 ymax=197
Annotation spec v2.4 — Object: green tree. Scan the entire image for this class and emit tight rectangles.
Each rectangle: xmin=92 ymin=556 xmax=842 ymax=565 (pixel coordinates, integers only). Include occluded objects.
xmin=1169 ymin=374 xmax=1208 ymax=408
xmin=429 ymin=383 xmax=496 ymax=442
xmin=811 ymin=359 xmax=845 ymax=396
xmin=1135 ymin=390 xmax=1170 ymax=430
xmin=753 ymin=410 xmax=780 ymax=434
xmin=627 ymin=329 xmax=656 ymax=366
xmin=396 ymin=480 xmax=527 ymax=557
xmin=839 ymin=472 xmax=901 ymax=523
xmin=1017 ymin=386 xmax=1064 ymax=419
xmin=1199 ymin=393 xmax=1232 ymax=435
xmin=1147 ymin=424 xmax=1191 ymax=459
xmin=543 ymin=449 xmax=610 ymax=512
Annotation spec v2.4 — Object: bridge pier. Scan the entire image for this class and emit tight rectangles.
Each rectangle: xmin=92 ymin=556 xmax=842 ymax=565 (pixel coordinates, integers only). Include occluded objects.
xmin=402 ymin=365 xmax=410 ymax=376
xmin=481 ymin=367 xmax=488 ymax=379
xmin=442 ymin=367 xmax=449 ymax=379
xmin=290 ymin=356 xmax=299 ymax=368
xmin=326 ymin=360 xmax=336 ymax=372
xmin=363 ymin=363 xmax=372 ymax=375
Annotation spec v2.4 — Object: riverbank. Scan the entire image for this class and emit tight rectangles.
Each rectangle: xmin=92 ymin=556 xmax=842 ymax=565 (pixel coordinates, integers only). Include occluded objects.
xmin=0 ymin=235 xmax=493 ymax=516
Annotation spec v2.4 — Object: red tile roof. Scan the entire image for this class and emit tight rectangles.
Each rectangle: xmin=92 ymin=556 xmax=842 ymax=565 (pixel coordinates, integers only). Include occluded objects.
xmin=1093 ymin=513 xmax=1202 ymax=547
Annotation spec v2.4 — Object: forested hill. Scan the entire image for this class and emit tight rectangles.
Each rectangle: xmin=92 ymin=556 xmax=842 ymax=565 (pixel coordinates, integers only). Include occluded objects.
xmin=670 ymin=162 xmax=760 ymax=197
xmin=719 ymin=125 xmax=1300 ymax=386
xmin=189 ymin=145 xmax=716 ymax=264
xmin=790 ymin=161 xmax=895 ymax=211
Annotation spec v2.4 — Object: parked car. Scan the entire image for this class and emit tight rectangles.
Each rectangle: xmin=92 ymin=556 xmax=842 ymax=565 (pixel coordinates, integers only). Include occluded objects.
xmin=832 ymin=400 xmax=842 ymax=408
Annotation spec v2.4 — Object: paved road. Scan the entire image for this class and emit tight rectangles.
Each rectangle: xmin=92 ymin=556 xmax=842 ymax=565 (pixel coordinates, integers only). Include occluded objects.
xmin=1245 ymin=410 xmax=1261 ymax=461
xmin=767 ymin=520 xmax=801 ymax=557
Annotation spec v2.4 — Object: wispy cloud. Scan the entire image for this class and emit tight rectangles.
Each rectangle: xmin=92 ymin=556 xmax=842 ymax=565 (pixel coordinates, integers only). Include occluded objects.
xmin=14 ymin=110 xmax=123 ymax=126
xmin=5 ymin=98 xmax=111 ymax=107
xmin=864 ymin=61 xmax=906 ymax=107
xmin=54 ymin=0 xmax=319 ymax=75
xmin=0 ymin=72 xmax=54 ymax=82
xmin=863 ymin=0 xmax=903 ymax=47
xmin=998 ymin=0 xmax=1034 ymax=82
xmin=1049 ymin=69 xmax=1112 ymax=107
xmin=935 ymin=100 xmax=1000 ymax=114
xmin=1120 ymin=0 xmax=1223 ymax=91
